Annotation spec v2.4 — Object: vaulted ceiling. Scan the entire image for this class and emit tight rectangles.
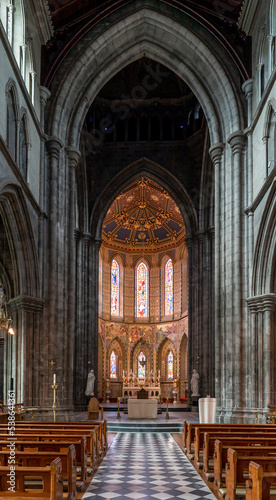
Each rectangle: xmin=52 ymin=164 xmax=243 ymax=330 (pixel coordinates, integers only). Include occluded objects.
xmin=102 ymin=178 xmax=185 ymax=252
xmin=43 ymin=0 xmax=249 ymax=86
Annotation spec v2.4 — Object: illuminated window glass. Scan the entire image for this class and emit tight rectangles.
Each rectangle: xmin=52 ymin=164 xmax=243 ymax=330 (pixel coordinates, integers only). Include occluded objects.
xmin=138 ymin=352 xmax=146 ymax=379
xmin=110 ymin=351 xmax=117 ymax=378
xmin=111 ymin=259 xmax=119 ymax=316
xmin=165 ymin=258 xmax=173 ymax=315
xmin=167 ymin=351 xmax=173 ymax=379
xmin=136 ymin=262 xmax=148 ymax=318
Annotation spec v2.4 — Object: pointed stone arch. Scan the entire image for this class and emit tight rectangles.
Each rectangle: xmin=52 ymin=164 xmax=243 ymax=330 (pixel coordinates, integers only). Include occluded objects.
xmin=47 ymin=3 xmax=245 ymax=147
xmin=131 ymin=338 xmax=153 ymax=380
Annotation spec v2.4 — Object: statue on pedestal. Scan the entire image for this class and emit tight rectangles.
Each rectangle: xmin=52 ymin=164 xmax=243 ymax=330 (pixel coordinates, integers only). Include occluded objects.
xmin=191 ymin=369 xmax=200 ymax=396
xmin=85 ymin=369 xmax=96 ymax=397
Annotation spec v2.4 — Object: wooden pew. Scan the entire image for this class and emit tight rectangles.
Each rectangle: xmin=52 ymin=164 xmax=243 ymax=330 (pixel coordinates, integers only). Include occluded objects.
xmin=0 ymin=445 xmax=76 ymax=499
xmin=225 ymin=448 xmax=276 ymax=500
xmin=246 ymin=461 xmax=276 ymax=500
xmin=202 ymin=433 xmax=276 ymax=481
xmin=183 ymin=422 xmax=276 ymax=455
xmin=12 ymin=421 xmax=107 ymax=453
xmin=194 ymin=428 xmax=276 ymax=468
xmin=0 ymin=430 xmax=97 ymax=469
xmin=1 ymin=423 xmax=103 ymax=458
xmin=0 ymin=437 xmax=87 ymax=484
xmin=213 ymin=439 xmax=276 ymax=492
xmin=0 ymin=457 xmax=63 ymax=499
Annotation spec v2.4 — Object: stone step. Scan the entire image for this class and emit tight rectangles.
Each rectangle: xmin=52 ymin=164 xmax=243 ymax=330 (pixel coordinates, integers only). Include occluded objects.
xmin=107 ymin=421 xmax=183 ymax=433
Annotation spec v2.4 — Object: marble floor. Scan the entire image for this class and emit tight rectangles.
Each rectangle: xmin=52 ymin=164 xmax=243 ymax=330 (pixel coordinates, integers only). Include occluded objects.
xmin=83 ymin=433 xmax=216 ymax=500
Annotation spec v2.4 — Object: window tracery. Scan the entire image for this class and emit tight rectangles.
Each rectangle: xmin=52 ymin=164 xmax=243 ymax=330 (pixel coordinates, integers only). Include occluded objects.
xmin=138 ymin=351 xmax=146 ymax=379
xmin=136 ymin=262 xmax=148 ymax=318
xmin=167 ymin=350 xmax=173 ymax=379
xmin=110 ymin=351 xmax=117 ymax=378
xmin=111 ymin=259 xmax=119 ymax=316
xmin=165 ymin=258 xmax=173 ymax=315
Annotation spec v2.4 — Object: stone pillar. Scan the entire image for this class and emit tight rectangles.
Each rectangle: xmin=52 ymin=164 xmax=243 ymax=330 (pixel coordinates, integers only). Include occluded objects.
xmin=20 ymin=44 xmax=27 ymax=81
xmin=30 ymin=71 xmax=37 ymax=104
xmin=44 ymin=137 xmax=63 ymax=412
xmin=227 ymin=131 xmax=246 ymax=410
xmin=209 ymin=143 xmax=224 ymax=405
xmin=267 ymin=35 xmax=274 ymax=76
xmin=65 ymin=147 xmax=80 ymax=409
xmin=9 ymin=296 xmax=44 ymax=407
xmin=246 ymin=294 xmax=276 ymax=415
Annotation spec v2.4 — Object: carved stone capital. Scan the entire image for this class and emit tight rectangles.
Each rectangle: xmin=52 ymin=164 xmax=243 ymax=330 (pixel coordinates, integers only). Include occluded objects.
xmin=39 ymin=86 xmax=51 ymax=107
xmin=246 ymin=293 xmax=276 ymax=313
xmin=227 ymin=131 xmax=246 ymax=153
xmin=209 ymin=143 xmax=225 ymax=165
xmin=65 ymin=147 xmax=81 ymax=168
xmin=9 ymin=295 xmax=44 ymax=314
xmin=242 ymin=78 xmax=253 ymax=99
xmin=46 ymin=137 xmax=63 ymax=159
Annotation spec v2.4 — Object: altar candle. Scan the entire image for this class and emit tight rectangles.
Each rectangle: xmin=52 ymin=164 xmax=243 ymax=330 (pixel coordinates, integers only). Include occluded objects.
xmin=53 ymin=373 xmax=56 ymax=384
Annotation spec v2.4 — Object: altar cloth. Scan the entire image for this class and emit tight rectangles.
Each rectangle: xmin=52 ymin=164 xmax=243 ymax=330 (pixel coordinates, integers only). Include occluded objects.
xmin=128 ymin=398 xmax=158 ymax=419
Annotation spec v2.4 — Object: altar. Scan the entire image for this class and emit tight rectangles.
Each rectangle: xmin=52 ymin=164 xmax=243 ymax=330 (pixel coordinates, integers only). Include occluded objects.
xmin=128 ymin=399 xmax=158 ymax=419
xmin=122 ymin=370 xmax=161 ymax=400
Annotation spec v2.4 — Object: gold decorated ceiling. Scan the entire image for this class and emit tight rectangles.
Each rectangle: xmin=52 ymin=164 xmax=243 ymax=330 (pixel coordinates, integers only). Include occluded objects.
xmin=102 ymin=178 xmax=185 ymax=252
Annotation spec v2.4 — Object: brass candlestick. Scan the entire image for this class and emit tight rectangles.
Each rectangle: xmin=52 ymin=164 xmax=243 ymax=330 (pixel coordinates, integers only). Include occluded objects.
xmin=52 ymin=373 xmax=57 ymax=422
xmin=165 ymin=397 xmax=169 ymax=420
xmin=117 ymin=397 xmax=121 ymax=419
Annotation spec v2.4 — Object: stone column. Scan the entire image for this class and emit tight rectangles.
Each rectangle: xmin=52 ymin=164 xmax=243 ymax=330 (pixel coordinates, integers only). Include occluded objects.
xmin=9 ymin=296 xmax=44 ymax=407
xmin=44 ymin=137 xmax=63 ymax=411
xmin=267 ymin=35 xmax=274 ymax=76
xmin=30 ymin=71 xmax=37 ymax=104
xmin=209 ymin=143 xmax=224 ymax=405
xmin=246 ymin=294 xmax=276 ymax=415
xmin=227 ymin=131 xmax=246 ymax=410
xmin=65 ymin=147 xmax=80 ymax=408
xmin=7 ymin=1 xmax=14 ymax=45
xmin=20 ymin=44 xmax=27 ymax=81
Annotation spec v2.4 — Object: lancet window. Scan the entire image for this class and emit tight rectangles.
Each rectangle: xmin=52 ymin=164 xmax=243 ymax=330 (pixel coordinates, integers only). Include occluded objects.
xmin=138 ymin=351 xmax=146 ymax=379
xmin=167 ymin=351 xmax=173 ymax=379
xmin=110 ymin=351 xmax=117 ymax=378
xmin=136 ymin=262 xmax=148 ymax=318
xmin=165 ymin=258 xmax=173 ymax=315
xmin=111 ymin=259 xmax=119 ymax=316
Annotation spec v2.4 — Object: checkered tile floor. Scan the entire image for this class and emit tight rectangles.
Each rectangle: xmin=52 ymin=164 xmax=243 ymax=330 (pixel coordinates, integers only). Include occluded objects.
xmin=83 ymin=433 xmax=216 ymax=499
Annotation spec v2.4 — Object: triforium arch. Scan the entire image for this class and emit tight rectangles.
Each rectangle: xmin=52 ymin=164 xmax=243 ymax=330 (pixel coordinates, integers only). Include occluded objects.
xmin=0 ymin=181 xmax=42 ymax=406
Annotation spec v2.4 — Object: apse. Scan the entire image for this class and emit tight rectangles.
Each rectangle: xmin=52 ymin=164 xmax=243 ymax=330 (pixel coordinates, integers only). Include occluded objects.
xmin=98 ymin=178 xmax=189 ymax=402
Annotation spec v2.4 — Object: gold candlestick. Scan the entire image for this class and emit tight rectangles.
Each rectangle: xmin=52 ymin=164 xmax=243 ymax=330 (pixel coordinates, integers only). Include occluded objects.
xmin=165 ymin=397 xmax=169 ymax=420
xmin=117 ymin=397 xmax=121 ymax=419
xmin=52 ymin=374 xmax=58 ymax=422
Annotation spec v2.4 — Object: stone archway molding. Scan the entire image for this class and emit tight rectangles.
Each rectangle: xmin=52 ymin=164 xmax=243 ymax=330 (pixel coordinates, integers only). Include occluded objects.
xmin=47 ymin=4 xmax=245 ymax=148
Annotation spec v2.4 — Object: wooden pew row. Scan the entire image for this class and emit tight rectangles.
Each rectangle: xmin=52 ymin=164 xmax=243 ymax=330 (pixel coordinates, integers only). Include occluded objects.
xmin=194 ymin=428 xmax=276 ymax=468
xmin=183 ymin=421 xmax=276 ymax=456
xmin=213 ymin=439 xmax=276 ymax=492
xmin=0 ymin=457 xmax=63 ymax=499
xmin=0 ymin=430 xmax=97 ymax=469
xmin=0 ymin=423 xmax=104 ymax=459
xmin=10 ymin=421 xmax=107 ymax=452
xmin=224 ymin=449 xmax=276 ymax=500
xmin=0 ymin=445 xmax=76 ymax=500
xmin=246 ymin=461 xmax=276 ymax=500
xmin=0 ymin=439 xmax=87 ymax=487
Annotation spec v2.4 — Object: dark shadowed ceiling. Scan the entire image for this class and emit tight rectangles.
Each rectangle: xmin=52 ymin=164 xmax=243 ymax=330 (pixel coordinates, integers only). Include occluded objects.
xmin=43 ymin=0 xmax=249 ymax=86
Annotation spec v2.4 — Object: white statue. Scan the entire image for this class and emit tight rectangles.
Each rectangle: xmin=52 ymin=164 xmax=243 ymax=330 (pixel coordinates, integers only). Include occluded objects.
xmin=85 ymin=369 xmax=96 ymax=396
xmin=191 ymin=369 xmax=200 ymax=396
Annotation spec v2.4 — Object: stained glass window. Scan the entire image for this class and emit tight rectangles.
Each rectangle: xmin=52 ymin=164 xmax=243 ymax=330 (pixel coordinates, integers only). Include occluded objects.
xmin=110 ymin=351 xmax=117 ymax=378
xmin=167 ymin=351 xmax=173 ymax=379
xmin=111 ymin=259 xmax=119 ymax=316
xmin=165 ymin=258 xmax=173 ymax=315
xmin=136 ymin=262 xmax=148 ymax=317
xmin=138 ymin=352 xmax=146 ymax=379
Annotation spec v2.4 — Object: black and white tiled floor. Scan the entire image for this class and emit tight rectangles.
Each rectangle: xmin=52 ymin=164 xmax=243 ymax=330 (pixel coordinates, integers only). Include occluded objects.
xmin=83 ymin=433 xmax=216 ymax=499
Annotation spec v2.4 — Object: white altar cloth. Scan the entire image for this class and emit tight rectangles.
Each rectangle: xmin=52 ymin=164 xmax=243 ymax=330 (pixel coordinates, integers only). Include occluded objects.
xmin=128 ymin=399 xmax=158 ymax=419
